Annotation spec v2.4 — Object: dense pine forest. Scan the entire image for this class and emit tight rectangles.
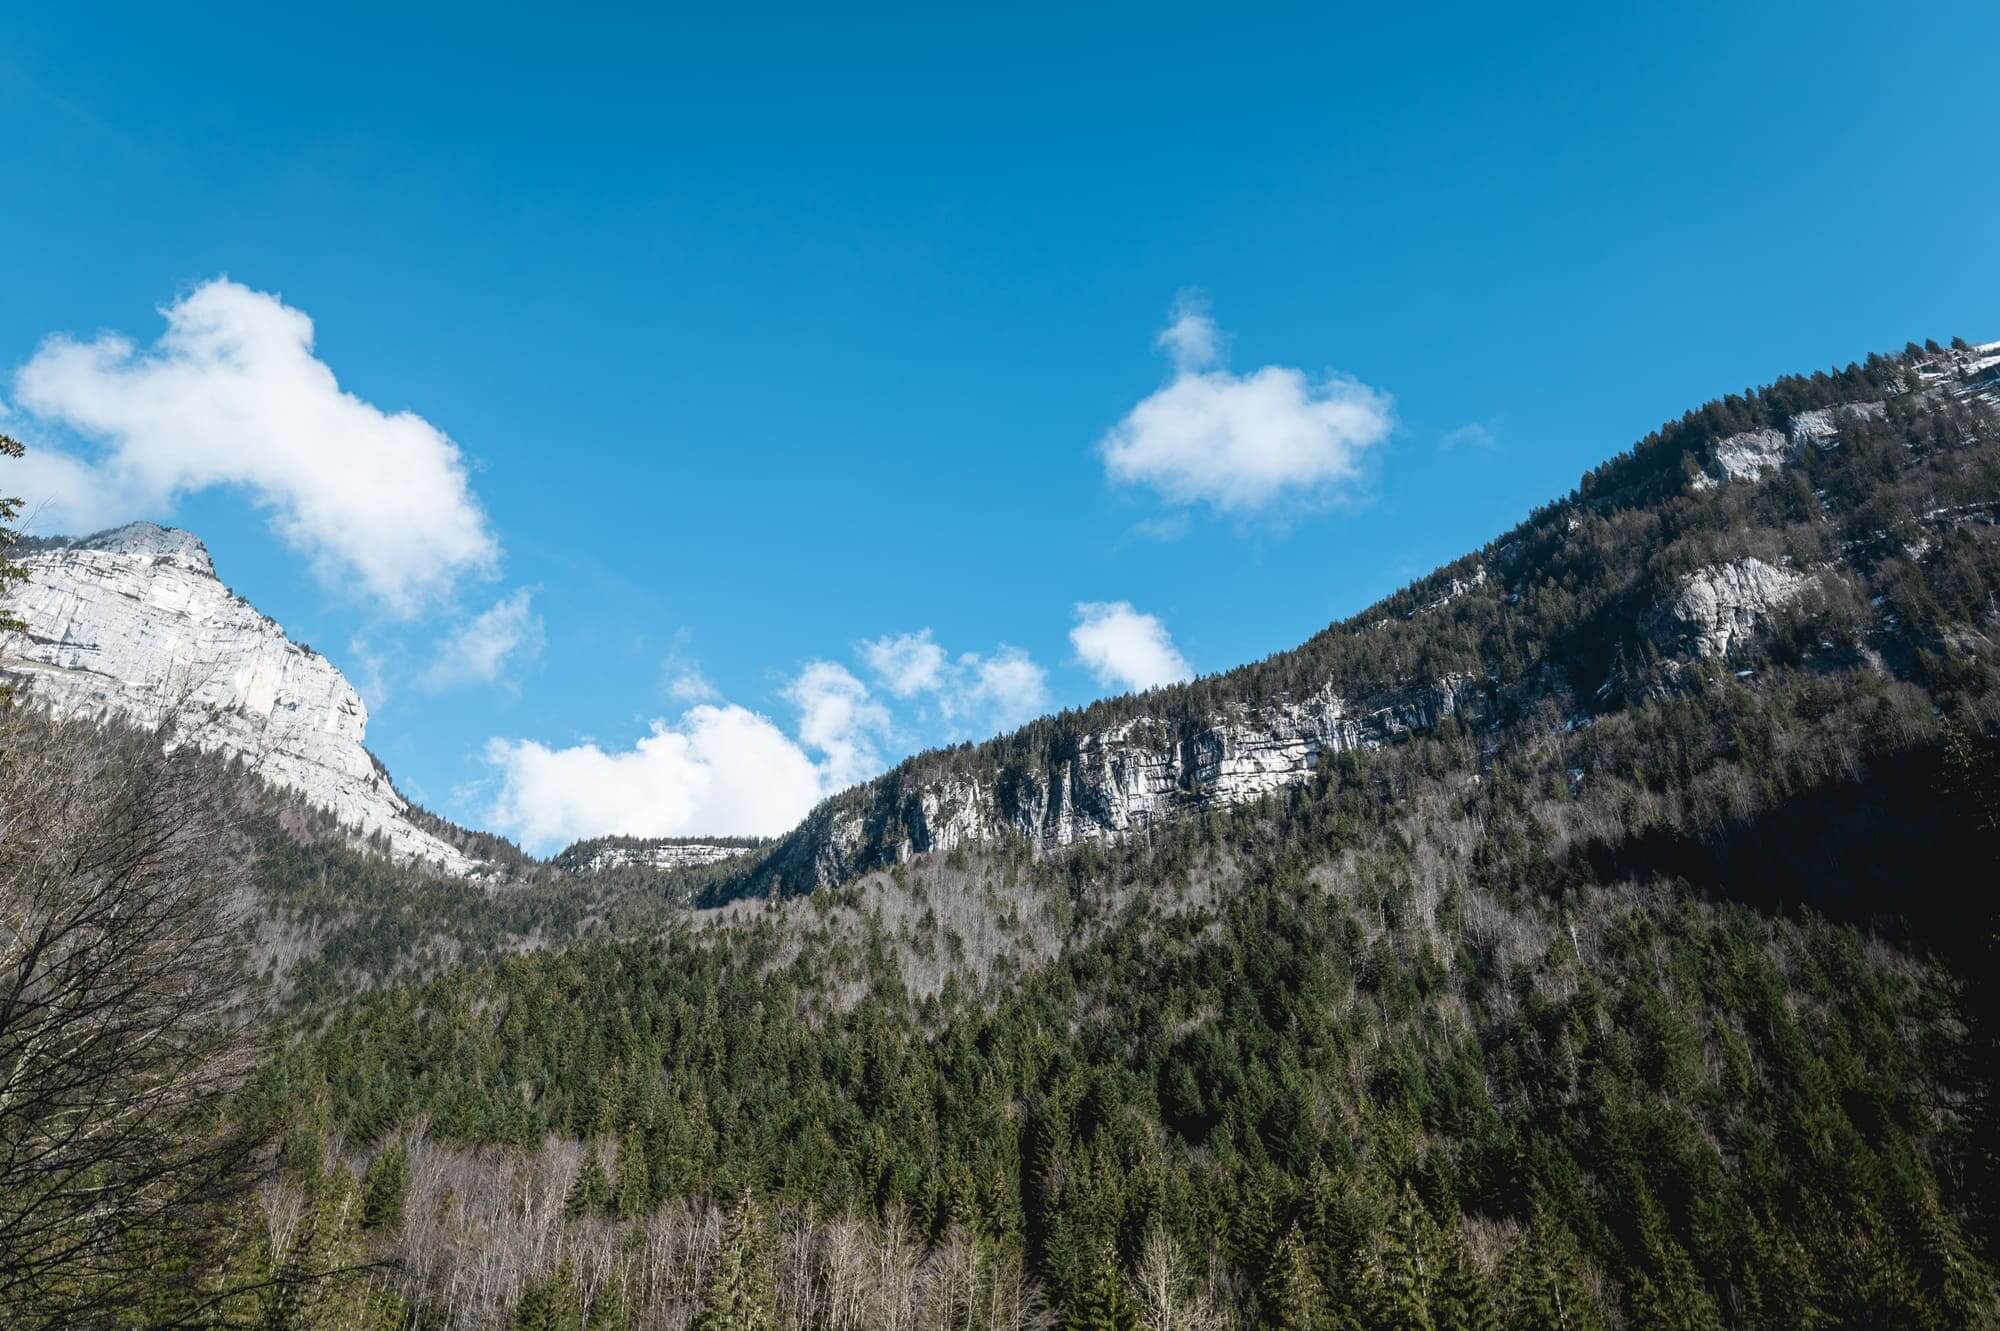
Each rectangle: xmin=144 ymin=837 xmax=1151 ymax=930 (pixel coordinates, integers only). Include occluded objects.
xmin=5 ymin=338 xmax=2000 ymax=1329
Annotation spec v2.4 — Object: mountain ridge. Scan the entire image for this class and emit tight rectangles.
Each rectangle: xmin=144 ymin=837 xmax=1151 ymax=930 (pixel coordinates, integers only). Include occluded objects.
xmin=721 ymin=336 xmax=2000 ymax=900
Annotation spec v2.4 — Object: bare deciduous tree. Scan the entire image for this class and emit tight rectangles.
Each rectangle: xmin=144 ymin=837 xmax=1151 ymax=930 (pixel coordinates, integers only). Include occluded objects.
xmin=0 ymin=708 xmax=265 ymax=1329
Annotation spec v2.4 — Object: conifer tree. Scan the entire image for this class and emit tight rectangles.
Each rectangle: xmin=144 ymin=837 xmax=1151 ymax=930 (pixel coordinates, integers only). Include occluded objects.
xmin=566 ymin=1153 xmax=613 ymax=1219
xmin=1626 ymin=1199 xmax=1722 ymax=1331
xmin=1064 ymin=1242 xmax=1140 ymax=1331
xmin=693 ymin=1190 xmax=776 ymax=1331
xmin=1370 ymin=1188 xmax=1439 ymax=1331
xmin=360 ymin=1142 xmax=408 ymax=1233
xmin=1263 ymin=1223 xmax=1332 ymax=1331
xmin=1496 ymin=1210 xmax=1603 ymax=1331
xmin=511 ymin=1256 xmax=581 ymax=1331
xmin=614 ymin=1128 xmax=651 ymax=1220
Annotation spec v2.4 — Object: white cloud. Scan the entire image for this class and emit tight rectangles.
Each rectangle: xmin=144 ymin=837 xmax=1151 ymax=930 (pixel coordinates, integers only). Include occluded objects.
xmin=1070 ymin=601 xmax=1193 ymax=693
xmin=1439 ymin=422 xmax=1497 ymax=451
xmin=784 ymin=660 xmax=889 ymax=790
xmin=861 ymin=629 xmax=1049 ymax=732
xmin=484 ymin=705 xmax=832 ymax=851
xmin=665 ymin=666 xmax=720 ymax=702
xmin=964 ymin=646 xmax=1049 ymax=726
xmin=1157 ymin=289 xmax=1223 ymax=374
xmin=1101 ymin=295 xmax=1393 ymax=512
xmin=421 ymin=588 xmax=543 ymax=690
xmin=9 ymin=278 xmax=499 ymax=615
xmin=485 ymin=659 xmax=893 ymax=852
xmin=860 ymin=629 xmax=949 ymax=697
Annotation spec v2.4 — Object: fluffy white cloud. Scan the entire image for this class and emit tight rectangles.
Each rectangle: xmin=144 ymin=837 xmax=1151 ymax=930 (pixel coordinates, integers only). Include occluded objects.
xmin=1070 ymin=601 xmax=1193 ymax=693
xmin=485 ymin=660 xmax=893 ymax=852
xmin=784 ymin=660 xmax=889 ymax=790
xmin=421 ymin=588 xmax=543 ymax=690
xmin=860 ymin=629 xmax=1049 ymax=732
xmin=1101 ymin=295 xmax=1393 ymax=512
xmin=484 ymin=705 xmax=832 ymax=851
xmin=9 ymin=279 xmax=499 ymax=614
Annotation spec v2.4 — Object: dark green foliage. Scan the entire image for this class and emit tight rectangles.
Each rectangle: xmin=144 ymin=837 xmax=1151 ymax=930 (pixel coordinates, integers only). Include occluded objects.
xmin=510 ymin=1256 xmax=581 ymax=1331
xmin=360 ymin=1141 xmax=408 ymax=1232
xmin=1064 ymin=1243 xmax=1140 ymax=1331
xmin=1497 ymin=1209 xmax=1605 ymax=1331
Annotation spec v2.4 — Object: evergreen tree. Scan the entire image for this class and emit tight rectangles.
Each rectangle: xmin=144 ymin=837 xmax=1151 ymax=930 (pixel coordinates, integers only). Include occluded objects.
xmin=1263 ymin=1223 xmax=1333 ymax=1331
xmin=1497 ymin=1210 xmax=1604 ymax=1331
xmin=1626 ymin=1199 xmax=1723 ymax=1331
xmin=614 ymin=1127 xmax=652 ymax=1220
xmin=360 ymin=1142 xmax=408 ymax=1232
xmin=511 ymin=1256 xmax=581 ymax=1331
xmin=693 ymin=1190 xmax=776 ymax=1331
xmin=1064 ymin=1242 xmax=1140 ymax=1331
xmin=566 ymin=1153 xmax=612 ymax=1218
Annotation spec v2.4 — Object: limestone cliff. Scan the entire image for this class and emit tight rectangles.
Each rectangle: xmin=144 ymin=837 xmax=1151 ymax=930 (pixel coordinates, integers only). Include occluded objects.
xmin=1 ymin=523 xmax=480 ymax=875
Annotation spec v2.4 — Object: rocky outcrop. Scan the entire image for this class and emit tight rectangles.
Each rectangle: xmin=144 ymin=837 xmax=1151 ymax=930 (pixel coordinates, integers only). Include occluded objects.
xmin=575 ymin=842 xmax=752 ymax=873
xmin=1 ymin=523 xmax=480 ymax=875
xmin=1650 ymin=558 xmax=1811 ymax=659
xmin=1706 ymin=428 xmax=1792 ymax=485
xmin=756 ymin=672 xmax=1490 ymax=893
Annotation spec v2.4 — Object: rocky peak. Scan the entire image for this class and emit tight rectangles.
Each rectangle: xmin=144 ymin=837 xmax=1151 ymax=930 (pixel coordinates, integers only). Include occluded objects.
xmin=73 ymin=521 xmax=217 ymax=577
xmin=1 ymin=525 xmax=480 ymax=876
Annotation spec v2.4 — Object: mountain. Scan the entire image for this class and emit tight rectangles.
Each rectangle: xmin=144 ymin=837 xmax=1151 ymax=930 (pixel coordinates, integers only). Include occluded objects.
xmin=12 ymin=336 xmax=2000 ymax=1331
xmin=0 ymin=522 xmax=482 ymax=875
xmin=734 ymin=336 xmax=2000 ymax=901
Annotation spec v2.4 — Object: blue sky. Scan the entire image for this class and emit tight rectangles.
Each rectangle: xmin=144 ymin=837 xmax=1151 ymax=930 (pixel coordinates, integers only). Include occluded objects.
xmin=2 ymin=4 xmax=1996 ymax=850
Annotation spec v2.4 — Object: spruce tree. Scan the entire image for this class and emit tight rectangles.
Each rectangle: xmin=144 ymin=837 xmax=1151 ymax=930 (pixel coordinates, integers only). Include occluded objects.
xmin=1063 ymin=1242 xmax=1140 ymax=1331
xmin=614 ymin=1128 xmax=652 ymax=1220
xmin=1497 ymin=1210 xmax=1604 ymax=1331
xmin=566 ymin=1153 xmax=612 ymax=1219
xmin=693 ymin=1190 xmax=776 ymax=1331
xmin=1263 ymin=1223 xmax=1332 ymax=1331
xmin=360 ymin=1142 xmax=408 ymax=1233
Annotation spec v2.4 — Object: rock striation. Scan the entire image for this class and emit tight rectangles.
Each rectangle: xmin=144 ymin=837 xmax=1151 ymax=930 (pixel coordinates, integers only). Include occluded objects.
xmin=756 ymin=672 xmax=1491 ymax=893
xmin=1 ymin=523 xmax=479 ymax=875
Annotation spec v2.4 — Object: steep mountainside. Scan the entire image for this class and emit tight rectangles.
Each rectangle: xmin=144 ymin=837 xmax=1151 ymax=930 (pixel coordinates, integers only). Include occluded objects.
xmin=738 ymin=338 xmax=2000 ymax=899
xmin=0 ymin=522 xmax=481 ymax=874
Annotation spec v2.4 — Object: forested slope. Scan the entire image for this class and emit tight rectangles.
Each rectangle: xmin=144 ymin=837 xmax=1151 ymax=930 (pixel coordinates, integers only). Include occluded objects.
xmin=7 ymin=337 xmax=2000 ymax=1329
xmin=231 ymin=338 xmax=2000 ymax=1329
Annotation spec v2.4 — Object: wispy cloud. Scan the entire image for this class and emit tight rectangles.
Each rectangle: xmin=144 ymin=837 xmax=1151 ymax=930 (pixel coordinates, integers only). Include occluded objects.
xmin=420 ymin=588 xmax=543 ymax=691
xmin=859 ymin=628 xmax=1050 ymax=733
xmin=1439 ymin=422 xmax=1498 ymax=452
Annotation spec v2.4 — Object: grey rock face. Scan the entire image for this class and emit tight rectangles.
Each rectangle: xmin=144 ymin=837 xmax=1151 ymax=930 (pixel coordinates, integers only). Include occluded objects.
xmin=761 ymin=672 xmax=1489 ymax=892
xmin=1 ymin=523 xmax=480 ymax=875
xmin=1651 ymin=558 xmax=1811 ymax=659
xmin=1708 ymin=428 xmax=1792 ymax=485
